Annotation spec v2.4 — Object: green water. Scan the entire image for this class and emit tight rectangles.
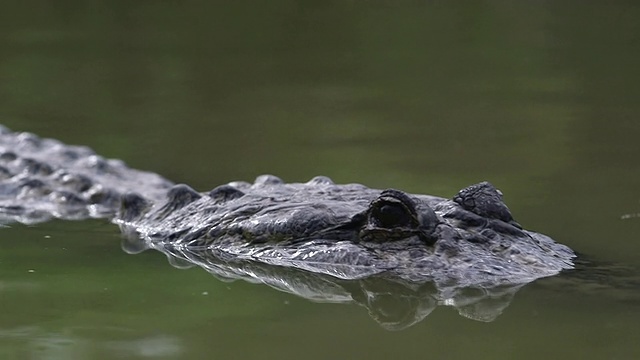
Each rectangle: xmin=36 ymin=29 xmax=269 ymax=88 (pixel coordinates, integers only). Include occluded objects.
xmin=1 ymin=1 xmax=639 ymax=359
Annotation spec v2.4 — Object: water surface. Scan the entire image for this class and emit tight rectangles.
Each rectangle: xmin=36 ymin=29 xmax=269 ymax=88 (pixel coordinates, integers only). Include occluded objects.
xmin=1 ymin=1 xmax=639 ymax=359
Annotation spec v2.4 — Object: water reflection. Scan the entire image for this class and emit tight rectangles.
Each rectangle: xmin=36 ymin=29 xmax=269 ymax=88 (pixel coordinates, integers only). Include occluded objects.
xmin=0 ymin=326 xmax=183 ymax=359
xmin=123 ymin=235 xmax=524 ymax=330
xmin=105 ymin=335 xmax=182 ymax=358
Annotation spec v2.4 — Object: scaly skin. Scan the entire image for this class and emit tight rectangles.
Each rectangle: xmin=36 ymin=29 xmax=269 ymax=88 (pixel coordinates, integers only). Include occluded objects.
xmin=0 ymin=125 xmax=575 ymax=287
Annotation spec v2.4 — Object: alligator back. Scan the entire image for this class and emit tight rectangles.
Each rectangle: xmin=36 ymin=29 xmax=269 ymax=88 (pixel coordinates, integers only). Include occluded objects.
xmin=0 ymin=125 xmax=172 ymax=224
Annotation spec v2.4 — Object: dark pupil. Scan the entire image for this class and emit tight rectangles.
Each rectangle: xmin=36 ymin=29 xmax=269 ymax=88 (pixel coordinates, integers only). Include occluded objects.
xmin=374 ymin=203 xmax=411 ymax=228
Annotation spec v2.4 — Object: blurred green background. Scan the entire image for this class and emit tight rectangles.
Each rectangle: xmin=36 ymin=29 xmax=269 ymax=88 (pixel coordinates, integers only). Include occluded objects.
xmin=1 ymin=1 xmax=639 ymax=359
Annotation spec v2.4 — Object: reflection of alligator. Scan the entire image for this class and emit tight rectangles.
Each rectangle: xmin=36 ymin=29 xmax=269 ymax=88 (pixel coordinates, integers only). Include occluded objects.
xmin=0 ymin=126 xmax=576 ymax=324
xmin=125 ymin=236 xmax=524 ymax=330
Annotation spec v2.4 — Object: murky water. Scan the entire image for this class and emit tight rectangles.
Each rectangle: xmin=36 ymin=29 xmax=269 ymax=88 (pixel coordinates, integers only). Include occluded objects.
xmin=1 ymin=1 xmax=639 ymax=359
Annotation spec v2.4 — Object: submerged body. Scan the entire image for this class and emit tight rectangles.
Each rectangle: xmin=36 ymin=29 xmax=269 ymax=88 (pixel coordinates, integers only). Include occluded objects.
xmin=0 ymin=126 xmax=575 ymax=288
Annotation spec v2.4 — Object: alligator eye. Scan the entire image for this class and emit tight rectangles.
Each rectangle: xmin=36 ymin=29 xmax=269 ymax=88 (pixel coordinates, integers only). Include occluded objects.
xmin=360 ymin=189 xmax=438 ymax=244
xmin=368 ymin=189 xmax=418 ymax=229
xmin=371 ymin=202 xmax=412 ymax=228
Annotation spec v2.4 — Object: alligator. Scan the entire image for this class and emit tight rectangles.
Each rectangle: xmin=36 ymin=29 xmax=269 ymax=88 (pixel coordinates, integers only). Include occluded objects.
xmin=0 ymin=125 xmax=577 ymax=323
xmin=114 ymin=175 xmax=575 ymax=286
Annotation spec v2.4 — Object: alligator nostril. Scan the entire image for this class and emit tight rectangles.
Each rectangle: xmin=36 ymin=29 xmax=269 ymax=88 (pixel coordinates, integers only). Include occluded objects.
xmin=454 ymin=181 xmax=515 ymax=223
